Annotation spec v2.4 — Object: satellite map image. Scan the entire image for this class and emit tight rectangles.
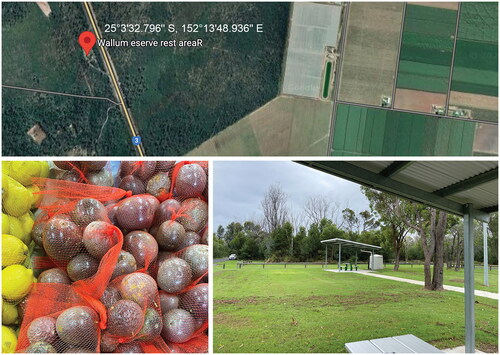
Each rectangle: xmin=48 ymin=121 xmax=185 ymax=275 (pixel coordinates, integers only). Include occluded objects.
xmin=2 ymin=2 xmax=498 ymax=156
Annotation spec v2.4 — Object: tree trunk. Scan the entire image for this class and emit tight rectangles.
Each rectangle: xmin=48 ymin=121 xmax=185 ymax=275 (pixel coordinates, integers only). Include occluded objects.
xmin=432 ymin=240 xmax=445 ymax=290
xmin=421 ymin=231 xmax=433 ymax=289
xmin=419 ymin=228 xmax=434 ymax=290
xmin=448 ymin=234 xmax=456 ymax=269
xmin=423 ymin=256 xmax=432 ymax=289
xmin=455 ymin=240 xmax=462 ymax=272
xmin=393 ymin=245 xmax=401 ymax=271
xmin=430 ymin=211 xmax=447 ymax=291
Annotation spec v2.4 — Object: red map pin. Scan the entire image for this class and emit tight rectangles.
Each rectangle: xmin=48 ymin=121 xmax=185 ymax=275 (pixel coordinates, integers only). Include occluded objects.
xmin=78 ymin=31 xmax=96 ymax=56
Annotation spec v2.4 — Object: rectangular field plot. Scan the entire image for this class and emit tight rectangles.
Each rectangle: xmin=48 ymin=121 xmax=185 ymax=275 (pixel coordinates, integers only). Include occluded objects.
xmin=407 ymin=2 xmax=459 ymax=11
xmin=449 ymin=3 xmax=498 ymax=122
xmin=449 ymin=91 xmax=498 ymax=123
xmin=451 ymin=40 xmax=498 ymax=97
xmin=394 ymin=88 xmax=446 ymax=113
xmin=395 ymin=4 xmax=457 ymax=111
xmin=458 ymin=2 xmax=497 ymax=42
xmin=189 ymin=96 xmax=333 ymax=156
xmin=338 ymin=2 xmax=403 ymax=106
xmin=281 ymin=3 xmax=342 ymax=99
xmin=473 ymin=122 xmax=499 ymax=155
xmin=331 ymin=104 xmax=477 ymax=156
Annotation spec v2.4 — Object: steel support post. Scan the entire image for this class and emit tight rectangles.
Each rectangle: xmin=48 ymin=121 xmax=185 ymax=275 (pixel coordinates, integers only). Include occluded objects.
xmin=325 ymin=244 xmax=328 ymax=267
xmin=464 ymin=204 xmax=475 ymax=353
xmin=338 ymin=244 xmax=341 ymax=270
xmin=483 ymin=223 xmax=489 ymax=287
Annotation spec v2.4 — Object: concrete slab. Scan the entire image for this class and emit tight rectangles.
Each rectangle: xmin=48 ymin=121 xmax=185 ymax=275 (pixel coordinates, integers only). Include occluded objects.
xmin=443 ymin=346 xmax=485 ymax=353
xmin=325 ymin=269 xmax=499 ymax=300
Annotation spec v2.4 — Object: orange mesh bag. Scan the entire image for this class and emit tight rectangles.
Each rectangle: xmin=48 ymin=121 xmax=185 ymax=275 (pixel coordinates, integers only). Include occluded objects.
xmin=52 ymin=161 xmax=115 ymax=187
xmin=153 ymin=243 xmax=208 ymax=348
xmin=20 ymin=161 xmax=209 ymax=353
xmin=16 ymin=221 xmax=123 ymax=353
xmin=98 ymin=271 xmax=170 ymax=353
xmin=116 ymin=161 xmax=209 ymax=352
xmin=117 ymin=161 xmax=207 ymax=202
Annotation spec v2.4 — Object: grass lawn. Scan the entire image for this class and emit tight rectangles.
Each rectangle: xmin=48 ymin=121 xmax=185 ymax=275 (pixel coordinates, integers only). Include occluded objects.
xmin=214 ymin=262 xmax=498 ymax=353
xmin=375 ymin=264 xmax=498 ymax=293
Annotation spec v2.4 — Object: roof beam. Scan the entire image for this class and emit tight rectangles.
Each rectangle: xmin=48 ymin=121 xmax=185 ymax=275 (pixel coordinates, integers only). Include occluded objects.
xmin=295 ymin=161 xmax=491 ymax=222
xmin=379 ymin=161 xmax=413 ymax=177
xmin=320 ymin=238 xmax=381 ymax=249
xmin=433 ymin=168 xmax=498 ymax=197
xmin=480 ymin=205 xmax=498 ymax=214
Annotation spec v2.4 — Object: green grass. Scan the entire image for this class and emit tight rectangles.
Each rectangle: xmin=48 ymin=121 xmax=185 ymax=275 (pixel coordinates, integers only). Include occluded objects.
xmin=214 ymin=262 xmax=498 ymax=353
xmin=375 ymin=264 xmax=498 ymax=293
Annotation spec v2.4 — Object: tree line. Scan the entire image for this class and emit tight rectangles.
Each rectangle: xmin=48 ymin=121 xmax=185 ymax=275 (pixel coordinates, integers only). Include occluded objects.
xmin=214 ymin=184 xmax=498 ymax=291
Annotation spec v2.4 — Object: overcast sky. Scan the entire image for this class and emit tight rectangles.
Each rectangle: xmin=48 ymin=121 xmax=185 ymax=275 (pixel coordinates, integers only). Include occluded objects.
xmin=213 ymin=161 xmax=371 ymax=228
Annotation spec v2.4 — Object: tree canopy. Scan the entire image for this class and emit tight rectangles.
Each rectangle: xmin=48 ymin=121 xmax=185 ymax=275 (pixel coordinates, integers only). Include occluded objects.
xmin=214 ymin=185 xmax=499 ymax=282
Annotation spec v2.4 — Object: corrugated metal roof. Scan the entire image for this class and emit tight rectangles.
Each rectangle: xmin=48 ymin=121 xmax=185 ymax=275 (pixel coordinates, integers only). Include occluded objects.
xmin=449 ymin=180 xmax=498 ymax=210
xmin=349 ymin=161 xmax=392 ymax=173
xmin=299 ymin=161 xmax=498 ymax=215
xmin=320 ymin=238 xmax=381 ymax=249
xmin=393 ymin=161 xmax=498 ymax=192
xmin=359 ymin=161 xmax=498 ymax=212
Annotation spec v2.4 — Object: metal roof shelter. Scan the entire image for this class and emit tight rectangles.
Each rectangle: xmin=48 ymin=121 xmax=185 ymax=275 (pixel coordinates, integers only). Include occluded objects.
xmin=320 ymin=238 xmax=381 ymax=271
xmin=296 ymin=161 xmax=498 ymax=353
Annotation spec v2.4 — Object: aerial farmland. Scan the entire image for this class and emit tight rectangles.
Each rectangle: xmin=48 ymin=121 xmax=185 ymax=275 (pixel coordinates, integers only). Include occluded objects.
xmin=330 ymin=1 xmax=498 ymax=156
xmin=338 ymin=3 xmax=403 ymax=106
xmin=2 ymin=2 xmax=496 ymax=157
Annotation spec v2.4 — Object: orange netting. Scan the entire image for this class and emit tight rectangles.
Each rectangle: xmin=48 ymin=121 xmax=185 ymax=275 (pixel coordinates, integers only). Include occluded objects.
xmin=16 ymin=161 xmax=208 ymax=353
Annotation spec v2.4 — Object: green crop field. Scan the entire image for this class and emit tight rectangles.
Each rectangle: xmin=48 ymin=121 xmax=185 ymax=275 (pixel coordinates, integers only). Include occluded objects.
xmin=458 ymin=2 xmax=498 ymax=43
xmin=447 ymin=2 xmax=498 ymax=123
xmin=214 ymin=261 xmax=498 ymax=353
xmin=331 ymin=104 xmax=476 ymax=156
xmin=396 ymin=5 xmax=457 ymax=94
xmin=451 ymin=39 xmax=498 ymax=97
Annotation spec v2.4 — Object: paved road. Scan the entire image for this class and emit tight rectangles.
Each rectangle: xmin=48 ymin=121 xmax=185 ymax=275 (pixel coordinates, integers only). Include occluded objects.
xmin=82 ymin=2 xmax=146 ymax=157
xmin=214 ymin=258 xmax=230 ymax=263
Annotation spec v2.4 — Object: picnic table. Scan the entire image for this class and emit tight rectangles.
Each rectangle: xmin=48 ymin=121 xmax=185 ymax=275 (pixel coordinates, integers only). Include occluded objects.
xmin=345 ymin=334 xmax=444 ymax=353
